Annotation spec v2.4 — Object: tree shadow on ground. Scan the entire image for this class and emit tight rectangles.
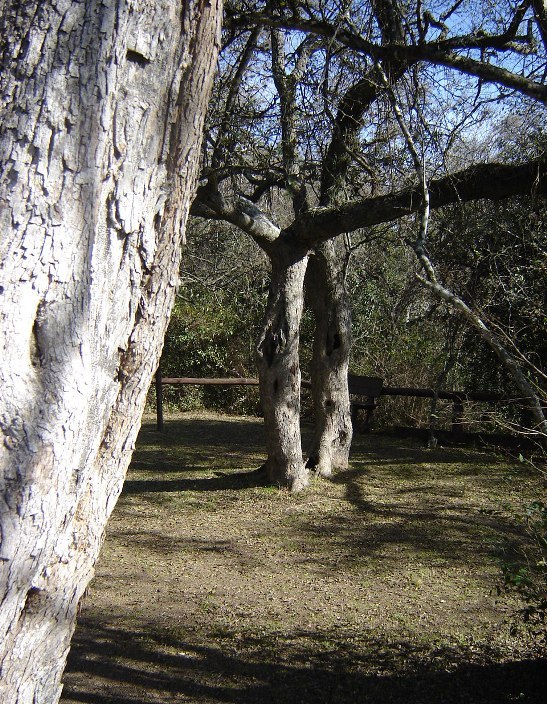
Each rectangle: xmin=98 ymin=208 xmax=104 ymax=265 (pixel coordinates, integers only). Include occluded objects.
xmin=140 ymin=417 xmax=267 ymax=450
xmin=281 ymin=463 xmax=531 ymax=572
xmin=63 ymin=619 xmax=546 ymax=704
xmin=119 ymin=418 xmax=532 ymax=569
xmin=122 ymin=468 xmax=270 ymax=494
xmin=350 ymin=436 xmax=515 ymax=468
xmin=140 ymin=417 xmax=503 ymax=468
xmin=126 ymin=418 xmax=510 ymax=494
xmin=63 ymin=418 xmax=545 ymax=702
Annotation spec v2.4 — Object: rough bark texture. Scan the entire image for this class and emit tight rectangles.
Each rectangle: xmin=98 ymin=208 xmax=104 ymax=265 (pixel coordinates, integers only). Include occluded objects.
xmin=257 ymin=242 xmax=309 ymax=491
xmin=190 ymin=187 xmax=312 ymax=490
xmin=0 ymin=1 xmax=221 ymax=702
xmin=306 ymin=239 xmax=352 ymax=477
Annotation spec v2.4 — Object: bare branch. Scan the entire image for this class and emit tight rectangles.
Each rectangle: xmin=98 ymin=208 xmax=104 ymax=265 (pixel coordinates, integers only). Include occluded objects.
xmin=192 ymin=184 xmax=281 ymax=247
xmin=226 ymin=10 xmax=547 ymax=103
xmin=211 ymin=27 xmax=262 ymax=172
xmin=417 ymin=274 xmax=547 ymax=434
xmin=533 ymin=0 xmax=547 ymax=52
xmin=285 ymin=155 xmax=547 ymax=244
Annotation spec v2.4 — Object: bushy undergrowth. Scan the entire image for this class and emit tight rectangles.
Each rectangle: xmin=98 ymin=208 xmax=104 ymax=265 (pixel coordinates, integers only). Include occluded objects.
xmin=152 ymin=198 xmax=545 ymax=435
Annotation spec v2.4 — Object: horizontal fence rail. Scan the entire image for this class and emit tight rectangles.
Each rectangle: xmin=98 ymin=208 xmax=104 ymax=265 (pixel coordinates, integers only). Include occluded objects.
xmin=381 ymin=386 xmax=515 ymax=402
xmin=159 ymin=376 xmax=313 ymax=388
xmin=154 ymin=373 xmax=312 ymax=430
xmin=153 ymin=372 xmax=522 ymax=432
xmin=161 ymin=377 xmax=258 ymax=385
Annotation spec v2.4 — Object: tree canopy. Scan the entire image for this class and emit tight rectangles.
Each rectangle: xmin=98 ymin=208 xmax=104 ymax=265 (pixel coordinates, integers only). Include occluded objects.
xmin=180 ymin=0 xmax=547 ymax=486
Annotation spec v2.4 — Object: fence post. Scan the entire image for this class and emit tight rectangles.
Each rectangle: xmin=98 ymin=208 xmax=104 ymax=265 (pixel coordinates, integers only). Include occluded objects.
xmin=452 ymin=396 xmax=464 ymax=434
xmin=155 ymin=365 xmax=164 ymax=432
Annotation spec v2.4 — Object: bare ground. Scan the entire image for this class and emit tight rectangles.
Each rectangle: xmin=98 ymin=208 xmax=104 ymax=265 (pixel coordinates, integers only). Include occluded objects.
xmin=61 ymin=412 xmax=546 ymax=703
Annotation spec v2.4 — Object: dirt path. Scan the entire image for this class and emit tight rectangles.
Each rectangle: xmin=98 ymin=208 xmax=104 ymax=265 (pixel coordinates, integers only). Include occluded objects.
xmin=62 ymin=413 xmax=546 ymax=703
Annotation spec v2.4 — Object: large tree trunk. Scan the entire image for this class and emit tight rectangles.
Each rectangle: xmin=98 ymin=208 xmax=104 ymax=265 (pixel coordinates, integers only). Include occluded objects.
xmin=0 ymin=2 xmax=221 ymax=702
xmin=257 ymin=241 xmax=309 ymax=491
xmin=306 ymin=238 xmax=353 ymax=477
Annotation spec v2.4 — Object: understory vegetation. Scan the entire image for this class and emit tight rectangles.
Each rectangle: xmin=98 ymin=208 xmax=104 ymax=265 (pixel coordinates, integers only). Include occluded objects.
xmin=157 ymin=192 xmax=546 ymax=436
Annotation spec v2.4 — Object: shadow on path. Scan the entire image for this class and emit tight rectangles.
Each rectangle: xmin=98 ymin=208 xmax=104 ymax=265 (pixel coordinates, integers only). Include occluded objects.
xmin=123 ymin=466 xmax=270 ymax=494
xmin=63 ymin=619 xmax=546 ymax=704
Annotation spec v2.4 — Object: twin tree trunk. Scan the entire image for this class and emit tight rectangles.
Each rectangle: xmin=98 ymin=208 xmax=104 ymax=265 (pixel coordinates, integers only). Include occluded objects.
xmin=0 ymin=2 xmax=221 ymax=702
xmin=256 ymin=236 xmax=353 ymax=488
xmin=306 ymin=239 xmax=353 ymax=477
xmin=257 ymin=241 xmax=310 ymax=491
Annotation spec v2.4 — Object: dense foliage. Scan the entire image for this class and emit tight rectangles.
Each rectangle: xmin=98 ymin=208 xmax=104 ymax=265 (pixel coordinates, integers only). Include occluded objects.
xmin=158 ymin=187 xmax=546 ymax=432
xmin=158 ymin=220 xmax=268 ymax=414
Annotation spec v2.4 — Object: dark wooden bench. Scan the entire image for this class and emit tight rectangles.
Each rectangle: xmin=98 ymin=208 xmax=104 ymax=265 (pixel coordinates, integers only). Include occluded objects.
xmin=348 ymin=374 xmax=384 ymax=431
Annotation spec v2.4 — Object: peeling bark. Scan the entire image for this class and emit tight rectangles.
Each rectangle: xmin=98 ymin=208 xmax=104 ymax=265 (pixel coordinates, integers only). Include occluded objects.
xmin=0 ymin=1 xmax=221 ymax=701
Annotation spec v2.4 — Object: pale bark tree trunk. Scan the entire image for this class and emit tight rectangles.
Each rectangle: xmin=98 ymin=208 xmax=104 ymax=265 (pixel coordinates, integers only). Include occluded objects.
xmin=257 ymin=241 xmax=310 ymax=491
xmin=306 ymin=238 xmax=353 ymax=477
xmin=0 ymin=2 xmax=221 ymax=702
xmin=302 ymin=0 xmax=406 ymax=481
xmin=190 ymin=192 xmax=312 ymax=491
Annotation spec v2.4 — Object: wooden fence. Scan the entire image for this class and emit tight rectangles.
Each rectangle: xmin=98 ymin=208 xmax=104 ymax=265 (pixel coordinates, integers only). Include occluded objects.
xmin=153 ymin=370 xmax=518 ymax=432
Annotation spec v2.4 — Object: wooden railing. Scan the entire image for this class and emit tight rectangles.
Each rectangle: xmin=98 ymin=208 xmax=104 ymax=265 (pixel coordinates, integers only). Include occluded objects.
xmin=153 ymin=370 xmax=520 ymax=433
xmin=154 ymin=371 xmax=313 ymax=430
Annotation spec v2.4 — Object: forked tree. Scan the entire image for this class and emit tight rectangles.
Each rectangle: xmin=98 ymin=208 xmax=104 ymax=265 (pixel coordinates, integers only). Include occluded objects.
xmin=0 ymin=1 xmax=221 ymax=701
xmin=194 ymin=0 xmax=547 ymax=489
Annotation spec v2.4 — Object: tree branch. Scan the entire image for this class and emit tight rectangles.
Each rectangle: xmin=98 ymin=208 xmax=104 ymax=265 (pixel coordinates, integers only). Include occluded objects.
xmin=226 ymin=10 xmax=547 ymax=103
xmin=416 ymin=273 xmax=547 ymax=435
xmin=533 ymin=0 xmax=547 ymax=52
xmin=191 ymin=184 xmax=281 ymax=248
xmin=211 ymin=27 xmax=262 ymax=172
xmin=284 ymin=155 xmax=547 ymax=244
